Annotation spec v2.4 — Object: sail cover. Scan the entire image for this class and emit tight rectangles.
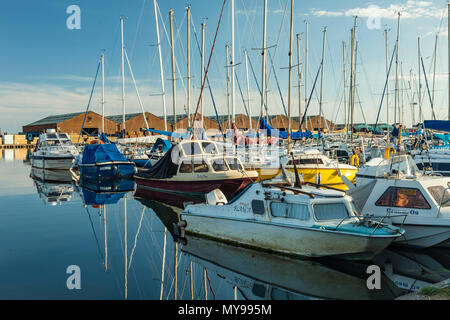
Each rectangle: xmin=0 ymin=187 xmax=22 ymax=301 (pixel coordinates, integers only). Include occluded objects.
xmin=424 ymin=120 xmax=450 ymax=132
xmin=259 ymin=118 xmax=312 ymax=140
xmin=81 ymin=143 xmax=129 ymax=165
xmin=135 ymin=146 xmax=179 ymax=179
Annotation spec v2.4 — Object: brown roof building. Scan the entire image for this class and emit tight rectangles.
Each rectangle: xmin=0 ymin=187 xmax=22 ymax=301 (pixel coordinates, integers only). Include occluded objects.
xmin=106 ymin=112 xmax=169 ymax=136
xmin=22 ymin=111 xmax=119 ymax=135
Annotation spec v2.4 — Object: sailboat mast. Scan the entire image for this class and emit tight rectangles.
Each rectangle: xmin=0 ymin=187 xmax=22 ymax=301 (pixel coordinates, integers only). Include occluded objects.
xmin=201 ymin=22 xmax=206 ymax=128
xmin=318 ymin=27 xmax=326 ymax=134
xmin=245 ymin=49 xmax=252 ymax=130
xmin=342 ymin=42 xmax=346 ymax=136
xmin=395 ymin=12 xmax=400 ymax=125
xmin=226 ymin=45 xmax=231 ymax=129
xmin=187 ymin=7 xmax=191 ymax=128
xmin=260 ymin=0 xmax=267 ymax=123
xmin=304 ymin=22 xmax=309 ymax=130
xmin=432 ymin=34 xmax=438 ymax=110
xmin=296 ymin=34 xmax=302 ymax=130
xmin=169 ymin=10 xmax=177 ymax=130
xmin=287 ymin=0 xmax=294 ymax=154
xmin=120 ymin=17 xmax=126 ymax=137
xmin=385 ymin=29 xmax=389 ymax=138
xmin=231 ymin=0 xmax=236 ymax=125
xmin=101 ymin=53 xmax=105 ymax=134
xmin=349 ymin=26 xmax=355 ymax=143
xmin=418 ymin=36 xmax=423 ymax=123
xmin=153 ymin=0 xmax=167 ymax=131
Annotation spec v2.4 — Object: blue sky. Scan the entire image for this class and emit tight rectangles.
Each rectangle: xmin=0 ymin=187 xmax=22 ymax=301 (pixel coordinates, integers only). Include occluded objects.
xmin=0 ymin=0 xmax=449 ymax=133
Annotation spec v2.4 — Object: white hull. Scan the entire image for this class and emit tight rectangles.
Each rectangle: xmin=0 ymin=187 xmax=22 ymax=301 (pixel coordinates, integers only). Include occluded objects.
xmin=31 ymin=157 xmax=74 ymax=170
xmin=391 ymin=223 xmax=450 ymax=248
xmin=180 ymin=214 xmax=396 ymax=260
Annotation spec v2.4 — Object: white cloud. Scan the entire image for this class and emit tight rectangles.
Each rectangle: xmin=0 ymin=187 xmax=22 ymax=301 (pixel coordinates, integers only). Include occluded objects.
xmin=310 ymin=1 xmax=447 ymax=20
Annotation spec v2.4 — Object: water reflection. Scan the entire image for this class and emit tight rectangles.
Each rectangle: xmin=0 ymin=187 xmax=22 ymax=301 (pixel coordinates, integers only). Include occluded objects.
xmin=30 ymin=167 xmax=76 ymax=205
xmin=1 ymin=154 xmax=448 ymax=299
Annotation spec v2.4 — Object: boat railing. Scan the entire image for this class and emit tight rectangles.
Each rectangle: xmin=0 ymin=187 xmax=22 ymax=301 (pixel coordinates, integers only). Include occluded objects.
xmin=363 ymin=211 xmax=408 ymax=236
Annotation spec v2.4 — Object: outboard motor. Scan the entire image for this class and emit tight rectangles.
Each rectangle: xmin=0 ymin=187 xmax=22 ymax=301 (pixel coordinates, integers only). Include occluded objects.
xmin=206 ymin=189 xmax=228 ymax=205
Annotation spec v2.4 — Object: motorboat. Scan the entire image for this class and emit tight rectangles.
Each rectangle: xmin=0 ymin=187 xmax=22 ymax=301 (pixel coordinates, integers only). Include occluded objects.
xmin=178 ymin=181 xmax=404 ymax=260
xmin=74 ymin=142 xmax=136 ymax=180
xmin=134 ymin=140 xmax=259 ymax=201
xmin=30 ymin=129 xmax=79 ymax=170
xmin=250 ymin=148 xmax=358 ymax=190
xmin=349 ymin=154 xmax=450 ymax=248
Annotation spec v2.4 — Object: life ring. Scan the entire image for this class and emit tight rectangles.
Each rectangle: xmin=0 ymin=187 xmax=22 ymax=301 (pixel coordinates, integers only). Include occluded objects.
xmin=384 ymin=146 xmax=396 ymax=159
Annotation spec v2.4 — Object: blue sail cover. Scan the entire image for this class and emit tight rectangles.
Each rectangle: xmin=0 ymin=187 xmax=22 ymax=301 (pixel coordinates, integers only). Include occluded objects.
xmin=82 ymin=188 xmax=127 ymax=205
xmin=81 ymin=143 xmax=128 ymax=165
xmin=424 ymin=120 xmax=450 ymax=132
xmin=150 ymin=138 xmax=172 ymax=153
xmin=99 ymin=132 xmax=114 ymax=144
xmin=259 ymin=118 xmax=312 ymax=140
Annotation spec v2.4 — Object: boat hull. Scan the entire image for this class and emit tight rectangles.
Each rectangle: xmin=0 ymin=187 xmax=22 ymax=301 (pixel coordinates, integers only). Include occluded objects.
xmin=134 ymin=176 xmax=253 ymax=201
xmin=179 ymin=214 xmax=396 ymax=260
xmin=79 ymin=162 xmax=135 ymax=179
xmin=31 ymin=156 xmax=74 ymax=170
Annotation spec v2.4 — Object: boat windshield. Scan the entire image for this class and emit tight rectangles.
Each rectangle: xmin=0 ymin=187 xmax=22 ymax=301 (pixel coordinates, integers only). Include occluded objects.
xmin=226 ymin=157 xmax=243 ymax=171
xmin=375 ymin=155 xmax=421 ymax=177
xmin=428 ymin=186 xmax=450 ymax=208
xmin=313 ymin=202 xmax=349 ymax=221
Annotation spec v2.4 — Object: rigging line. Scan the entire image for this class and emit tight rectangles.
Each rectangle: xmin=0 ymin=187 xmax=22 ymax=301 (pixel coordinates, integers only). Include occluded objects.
xmin=235 ymin=70 xmax=250 ymax=119
xmin=421 ymin=56 xmax=437 ymax=120
xmin=78 ymin=59 xmax=101 ymax=144
xmin=85 ymin=206 xmax=105 ymax=262
xmin=129 ymin=0 xmax=148 ymax=60
xmin=355 ymin=88 xmax=368 ymax=128
xmin=190 ymin=14 xmax=225 ymax=138
xmin=191 ymin=0 xmax=228 ymax=134
xmin=267 ymin=50 xmax=288 ymax=118
xmin=300 ymin=62 xmax=323 ymax=128
xmin=128 ymin=206 xmax=146 ymax=271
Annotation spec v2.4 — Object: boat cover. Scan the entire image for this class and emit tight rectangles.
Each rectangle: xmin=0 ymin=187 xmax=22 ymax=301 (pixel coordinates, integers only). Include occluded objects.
xmin=259 ymin=118 xmax=312 ymax=140
xmin=424 ymin=120 xmax=450 ymax=132
xmin=135 ymin=146 xmax=178 ymax=179
xmin=82 ymin=188 xmax=127 ymax=205
xmin=150 ymin=138 xmax=172 ymax=153
xmin=81 ymin=143 xmax=129 ymax=165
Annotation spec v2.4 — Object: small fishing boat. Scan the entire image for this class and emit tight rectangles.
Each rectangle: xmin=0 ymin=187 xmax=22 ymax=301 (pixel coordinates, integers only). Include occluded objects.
xmin=74 ymin=142 xmax=136 ymax=180
xmin=349 ymin=154 xmax=450 ymax=248
xmin=178 ymin=181 xmax=404 ymax=260
xmin=30 ymin=129 xmax=79 ymax=170
xmin=134 ymin=140 xmax=259 ymax=201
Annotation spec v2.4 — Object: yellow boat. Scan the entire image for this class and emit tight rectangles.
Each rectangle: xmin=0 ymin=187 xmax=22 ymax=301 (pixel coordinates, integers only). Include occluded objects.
xmin=249 ymin=149 xmax=358 ymax=191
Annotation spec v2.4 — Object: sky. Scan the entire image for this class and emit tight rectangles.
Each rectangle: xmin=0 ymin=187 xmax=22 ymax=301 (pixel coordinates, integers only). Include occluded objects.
xmin=0 ymin=0 xmax=449 ymax=133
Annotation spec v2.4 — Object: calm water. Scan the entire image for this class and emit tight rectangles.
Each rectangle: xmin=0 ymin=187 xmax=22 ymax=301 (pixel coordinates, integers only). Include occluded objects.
xmin=1 ymin=149 xmax=449 ymax=300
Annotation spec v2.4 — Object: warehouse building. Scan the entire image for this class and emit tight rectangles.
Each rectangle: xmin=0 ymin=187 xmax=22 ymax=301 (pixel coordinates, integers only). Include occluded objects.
xmin=22 ymin=111 xmax=119 ymax=135
xmin=106 ymin=112 xmax=169 ymax=136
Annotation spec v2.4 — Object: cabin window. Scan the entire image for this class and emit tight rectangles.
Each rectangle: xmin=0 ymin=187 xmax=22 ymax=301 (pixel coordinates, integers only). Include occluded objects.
xmin=314 ymin=203 xmax=349 ymax=221
xmin=202 ymin=142 xmax=218 ymax=155
xmin=226 ymin=157 xmax=243 ymax=171
xmin=375 ymin=187 xmax=431 ymax=209
xmin=179 ymin=161 xmax=193 ymax=173
xmin=212 ymin=159 xmax=228 ymax=172
xmin=427 ymin=186 xmax=450 ymax=207
xmin=182 ymin=142 xmax=201 ymax=156
xmin=270 ymin=202 xmax=310 ymax=221
xmin=193 ymin=161 xmax=209 ymax=173
xmin=251 ymin=200 xmax=265 ymax=215
xmin=287 ymin=158 xmax=323 ymax=165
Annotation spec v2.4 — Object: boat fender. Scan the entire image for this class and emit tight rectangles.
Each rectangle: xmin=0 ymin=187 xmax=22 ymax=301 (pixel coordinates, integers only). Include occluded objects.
xmin=178 ymin=220 xmax=187 ymax=228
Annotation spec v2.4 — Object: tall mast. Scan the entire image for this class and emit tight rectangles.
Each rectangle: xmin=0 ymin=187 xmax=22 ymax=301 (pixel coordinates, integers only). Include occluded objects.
xmin=231 ymin=0 xmax=236 ymax=125
xmin=448 ymin=2 xmax=450 ymax=120
xmin=304 ymin=22 xmax=309 ymax=130
xmin=395 ymin=12 xmax=400 ymax=125
xmin=385 ymin=29 xmax=389 ymax=137
xmin=410 ymin=69 xmax=415 ymax=125
xmin=245 ymin=49 xmax=252 ymax=130
xmin=120 ymin=17 xmax=126 ymax=137
xmin=432 ymin=34 xmax=438 ymax=110
xmin=318 ymin=27 xmax=326 ymax=134
xmin=226 ymin=45 xmax=231 ymax=129
xmin=342 ymin=42 xmax=347 ymax=135
xmin=186 ymin=7 xmax=191 ymax=128
xmin=418 ymin=36 xmax=423 ymax=123
xmin=169 ymin=10 xmax=177 ymax=130
xmin=101 ymin=53 xmax=105 ymax=134
xmin=287 ymin=0 xmax=294 ymax=154
xmin=349 ymin=24 xmax=355 ymax=143
xmin=153 ymin=0 xmax=167 ymax=131
xmin=296 ymin=34 xmax=302 ymax=130
xmin=260 ymin=0 xmax=267 ymax=124
xmin=201 ymin=22 xmax=206 ymax=128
